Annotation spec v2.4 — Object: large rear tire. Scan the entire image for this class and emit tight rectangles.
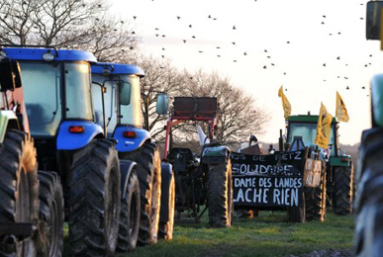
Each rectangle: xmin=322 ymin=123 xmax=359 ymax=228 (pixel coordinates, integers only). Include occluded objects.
xmin=68 ymin=139 xmax=120 ymax=257
xmin=117 ymin=168 xmax=140 ymax=252
xmin=159 ymin=166 xmax=175 ymax=240
xmin=207 ymin=159 xmax=233 ymax=228
xmin=354 ymin=128 xmax=383 ymax=257
xmin=119 ymin=142 xmax=161 ymax=245
xmin=305 ymin=167 xmax=327 ymax=222
xmin=0 ymin=129 xmax=39 ymax=256
xmin=37 ymin=171 xmax=64 ymax=257
xmin=332 ymin=165 xmax=354 ymax=215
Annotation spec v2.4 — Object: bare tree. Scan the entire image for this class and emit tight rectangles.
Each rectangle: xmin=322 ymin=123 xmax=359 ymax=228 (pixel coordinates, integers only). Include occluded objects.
xmin=120 ymin=57 xmax=268 ymax=147
xmin=127 ymin=55 xmax=187 ymax=141
xmin=0 ymin=0 xmax=40 ymax=45
xmin=0 ymin=0 xmax=137 ymax=61
xmin=82 ymin=15 xmax=137 ymax=62
xmin=175 ymin=69 xmax=268 ymax=148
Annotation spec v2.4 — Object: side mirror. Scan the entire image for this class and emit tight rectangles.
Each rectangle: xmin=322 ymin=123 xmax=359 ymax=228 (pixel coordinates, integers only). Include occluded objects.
xmin=119 ymin=81 xmax=131 ymax=106
xmin=11 ymin=60 xmax=22 ymax=88
xmin=366 ymin=1 xmax=383 ymax=40
xmin=156 ymin=93 xmax=169 ymax=115
xmin=0 ymin=58 xmax=22 ymax=92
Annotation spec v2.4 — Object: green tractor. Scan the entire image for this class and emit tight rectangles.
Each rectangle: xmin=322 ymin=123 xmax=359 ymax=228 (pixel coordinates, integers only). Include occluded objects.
xmin=286 ymin=114 xmax=354 ymax=215
xmin=354 ymin=1 xmax=383 ymax=256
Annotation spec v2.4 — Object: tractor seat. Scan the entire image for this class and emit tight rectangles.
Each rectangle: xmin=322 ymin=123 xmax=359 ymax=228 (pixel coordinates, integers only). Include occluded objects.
xmin=168 ymin=148 xmax=195 ymax=172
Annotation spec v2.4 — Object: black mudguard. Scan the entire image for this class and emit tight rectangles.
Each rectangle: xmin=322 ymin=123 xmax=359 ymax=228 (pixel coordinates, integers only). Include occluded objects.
xmin=160 ymin=162 xmax=173 ymax=223
xmin=120 ymin=160 xmax=137 ymax=199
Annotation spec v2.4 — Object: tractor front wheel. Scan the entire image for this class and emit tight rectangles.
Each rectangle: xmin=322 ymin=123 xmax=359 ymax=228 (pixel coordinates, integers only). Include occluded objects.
xmin=69 ymin=139 xmax=120 ymax=257
xmin=159 ymin=166 xmax=175 ymax=240
xmin=0 ymin=130 xmax=39 ymax=256
xmin=117 ymin=168 xmax=140 ymax=252
xmin=207 ymin=160 xmax=233 ymax=228
xmin=119 ymin=142 xmax=161 ymax=245
xmin=37 ymin=170 xmax=64 ymax=257
xmin=332 ymin=165 xmax=354 ymax=215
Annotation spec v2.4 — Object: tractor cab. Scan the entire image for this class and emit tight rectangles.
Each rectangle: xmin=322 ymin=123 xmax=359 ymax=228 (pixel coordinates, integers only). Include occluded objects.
xmin=1 ymin=46 xmax=100 ymax=171
xmin=91 ymin=62 xmax=168 ymax=153
xmin=286 ymin=115 xmax=338 ymax=157
xmin=91 ymin=63 xmax=145 ymax=135
xmin=286 ymin=114 xmax=351 ymax=168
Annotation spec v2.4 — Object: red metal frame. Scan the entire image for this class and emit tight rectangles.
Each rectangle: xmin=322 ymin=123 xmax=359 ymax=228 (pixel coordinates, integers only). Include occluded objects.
xmin=162 ymin=97 xmax=218 ymax=160
xmin=163 ymin=115 xmax=217 ymax=160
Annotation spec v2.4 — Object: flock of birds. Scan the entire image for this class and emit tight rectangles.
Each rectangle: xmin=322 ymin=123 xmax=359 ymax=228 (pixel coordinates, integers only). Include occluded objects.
xmin=126 ymin=1 xmax=375 ymax=97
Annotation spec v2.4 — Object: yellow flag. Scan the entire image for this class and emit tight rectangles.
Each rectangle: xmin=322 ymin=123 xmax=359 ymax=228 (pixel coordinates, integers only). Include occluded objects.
xmin=278 ymin=86 xmax=291 ymax=119
xmin=336 ymin=91 xmax=349 ymax=122
xmin=315 ymin=103 xmax=333 ymax=149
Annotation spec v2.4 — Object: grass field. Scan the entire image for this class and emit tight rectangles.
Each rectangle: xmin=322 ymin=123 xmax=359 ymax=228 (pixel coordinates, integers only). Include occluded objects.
xmin=63 ymin=210 xmax=354 ymax=256
xmin=115 ymin=210 xmax=355 ymax=257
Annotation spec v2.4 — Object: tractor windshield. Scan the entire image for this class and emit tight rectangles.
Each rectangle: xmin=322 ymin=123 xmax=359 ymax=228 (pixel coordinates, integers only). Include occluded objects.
xmin=91 ymin=74 xmax=118 ymax=137
xmin=64 ymin=62 xmax=93 ymax=120
xmin=20 ymin=61 xmax=62 ymax=137
xmin=119 ymin=75 xmax=142 ymax=127
xmin=287 ymin=122 xmax=336 ymax=154
xmin=20 ymin=61 xmax=93 ymax=137
xmin=92 ymin=73 xmax=142 ymax=130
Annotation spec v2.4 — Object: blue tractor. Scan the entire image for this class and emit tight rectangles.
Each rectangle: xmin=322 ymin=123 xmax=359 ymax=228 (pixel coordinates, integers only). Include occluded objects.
xmin=0 ymin=46 xmax=124 ymax=257
xmin=91 ymin=63 xmax=175 ymax=246
xmin=0 ymin=57 xmax=61 ymax=257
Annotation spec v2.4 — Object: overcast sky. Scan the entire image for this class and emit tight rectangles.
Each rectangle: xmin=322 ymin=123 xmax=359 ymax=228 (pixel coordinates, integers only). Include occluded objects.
xmin=111 ymin=0 xmax=383 ymax=145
